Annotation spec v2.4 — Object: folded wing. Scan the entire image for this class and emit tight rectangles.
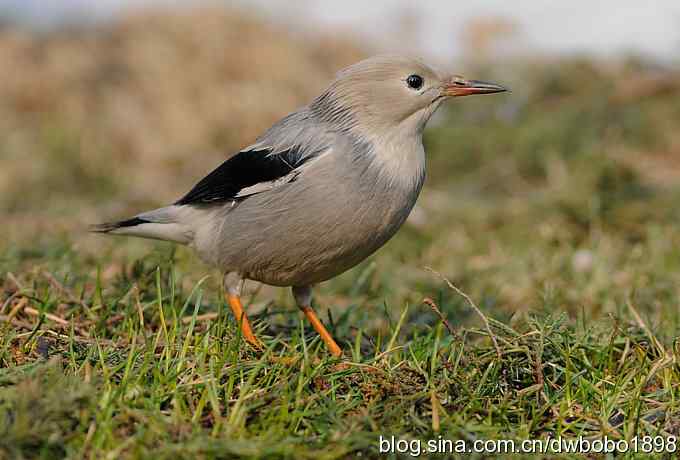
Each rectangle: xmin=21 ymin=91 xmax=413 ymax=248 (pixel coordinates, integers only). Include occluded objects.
xmin=176 ymin=146 xmax=318 ymax=205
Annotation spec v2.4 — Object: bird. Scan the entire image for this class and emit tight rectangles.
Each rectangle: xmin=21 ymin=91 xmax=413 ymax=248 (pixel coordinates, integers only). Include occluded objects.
xmin=93 ymin=55 xmax=507 ymax=357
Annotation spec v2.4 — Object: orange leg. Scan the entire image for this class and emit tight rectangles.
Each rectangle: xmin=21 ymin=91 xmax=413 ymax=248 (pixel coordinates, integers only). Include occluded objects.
xmin=227 ymin=293 xmax=263 ymax=350
xmin=300 ymin=305 xmax=342 ymax=357
xmin=293 ymin=286 xmax=342 ymax=357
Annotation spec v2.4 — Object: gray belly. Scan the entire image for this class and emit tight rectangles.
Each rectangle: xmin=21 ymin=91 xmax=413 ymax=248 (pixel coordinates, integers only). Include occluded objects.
xmin=211 ymin=156 xmax=423 ymax=286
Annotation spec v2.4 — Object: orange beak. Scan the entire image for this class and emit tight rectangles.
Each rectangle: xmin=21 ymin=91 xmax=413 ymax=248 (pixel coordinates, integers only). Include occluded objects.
xmin=442 ymin=77 xmax=508 ymax=97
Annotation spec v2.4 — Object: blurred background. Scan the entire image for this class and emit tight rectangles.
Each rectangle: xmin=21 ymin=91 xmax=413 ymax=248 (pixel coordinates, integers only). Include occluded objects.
xmin=2 ymin=1 xmax=680 ymax=335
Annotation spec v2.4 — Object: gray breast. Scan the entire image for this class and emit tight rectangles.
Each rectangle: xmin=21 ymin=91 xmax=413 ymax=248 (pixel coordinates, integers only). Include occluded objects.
xmin=212 ymin=135 xmax=425 ymax=287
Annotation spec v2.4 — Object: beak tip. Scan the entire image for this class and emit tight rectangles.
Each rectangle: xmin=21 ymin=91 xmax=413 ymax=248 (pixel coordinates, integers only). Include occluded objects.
xmin=472 ymin=80 xmax=509 ymax=94
xmin=445 ymin=79 xmax=510 ymax=97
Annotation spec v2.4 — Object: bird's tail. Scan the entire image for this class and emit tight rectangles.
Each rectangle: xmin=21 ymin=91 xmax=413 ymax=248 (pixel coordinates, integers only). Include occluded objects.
xmin=91 ymin=205 xmax=200 ymax=245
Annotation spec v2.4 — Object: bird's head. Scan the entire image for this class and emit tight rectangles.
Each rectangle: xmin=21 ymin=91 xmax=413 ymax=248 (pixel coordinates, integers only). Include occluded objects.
xmin=312 ymin=55 xmax=507 ymax=138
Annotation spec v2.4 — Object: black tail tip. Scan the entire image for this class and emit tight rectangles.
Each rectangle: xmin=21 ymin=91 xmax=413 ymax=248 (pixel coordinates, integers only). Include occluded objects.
xmin=89 ymin=222 xmax=117 ymax=233
xmin=89 ymin=217 xmax=150 ymax=233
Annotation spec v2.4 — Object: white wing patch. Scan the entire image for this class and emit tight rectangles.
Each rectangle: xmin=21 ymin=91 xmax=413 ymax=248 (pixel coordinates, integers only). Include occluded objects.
xmin=234 ymin=170 xmax=300 ymax=199
xmin=233 ymin=147 xmax=330 ymax=199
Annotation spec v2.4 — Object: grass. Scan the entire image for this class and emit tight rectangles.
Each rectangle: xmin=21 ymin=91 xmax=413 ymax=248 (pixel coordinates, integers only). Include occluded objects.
xmin=1 ymin=258 xmax=679 ymax=459
xmin=3 ymin=12 xmax=680 ymax=459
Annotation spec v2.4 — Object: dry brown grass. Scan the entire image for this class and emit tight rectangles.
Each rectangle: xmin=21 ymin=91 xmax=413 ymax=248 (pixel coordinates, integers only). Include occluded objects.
xmin=0 ymin=8 xmax=364 ymax=226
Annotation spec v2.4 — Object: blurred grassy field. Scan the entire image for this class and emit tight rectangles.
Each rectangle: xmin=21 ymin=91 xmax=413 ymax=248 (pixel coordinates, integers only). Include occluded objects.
xmin=2 ymin=7 xmax=680 ymax=460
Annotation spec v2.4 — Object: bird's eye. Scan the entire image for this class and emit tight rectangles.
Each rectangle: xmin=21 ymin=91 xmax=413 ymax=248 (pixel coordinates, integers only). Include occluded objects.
xmin=406 ymin=74 xmax=424 ymax=90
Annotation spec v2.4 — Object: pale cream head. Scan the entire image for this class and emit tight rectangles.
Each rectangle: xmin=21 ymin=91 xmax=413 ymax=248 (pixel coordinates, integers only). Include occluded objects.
xmin=313 ymin=55 xmax=507 ymax=137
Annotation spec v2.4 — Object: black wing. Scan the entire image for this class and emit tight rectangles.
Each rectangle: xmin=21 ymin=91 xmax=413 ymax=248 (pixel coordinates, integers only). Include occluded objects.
xmin=175 ymin=146 xmax=313 ymax=205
